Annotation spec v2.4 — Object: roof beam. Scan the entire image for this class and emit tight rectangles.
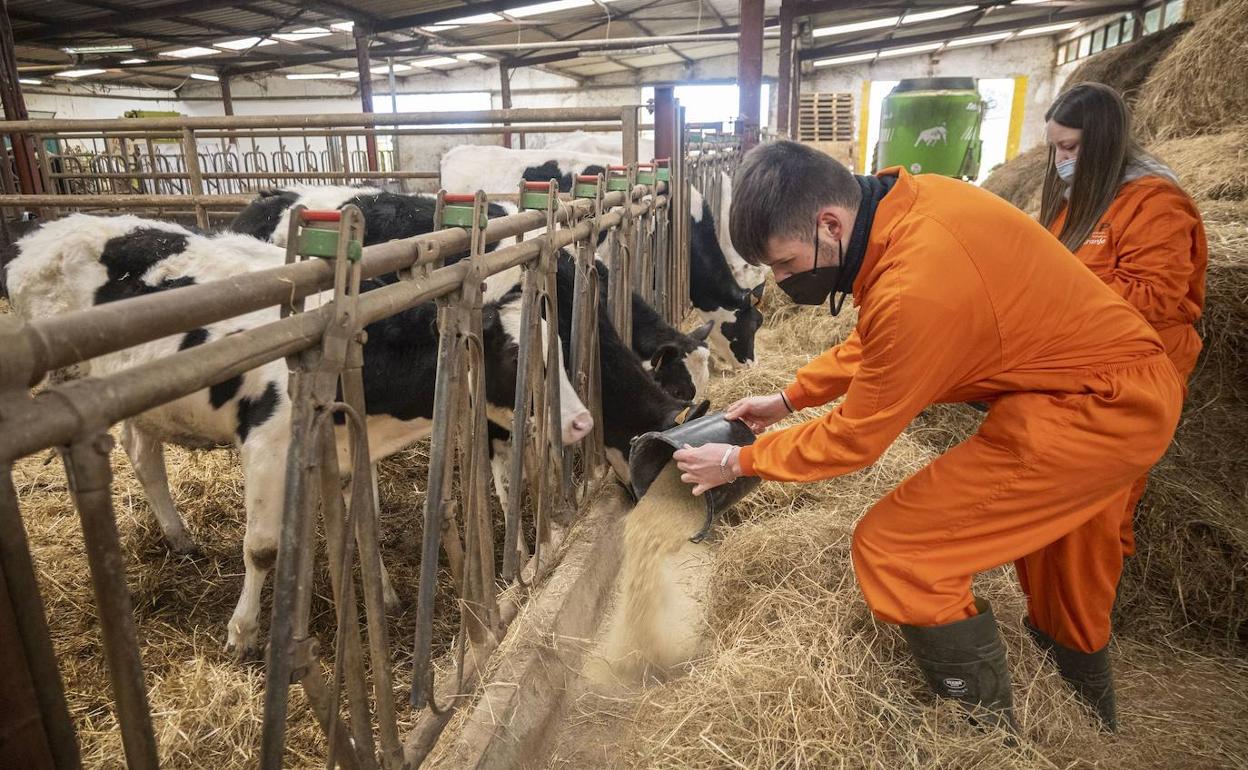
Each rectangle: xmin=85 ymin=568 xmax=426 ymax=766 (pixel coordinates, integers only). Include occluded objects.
xmin=14 ymin=0 xmax=245 ymax=42
xmin=800 ymin=2 xmax=1135 ymax=59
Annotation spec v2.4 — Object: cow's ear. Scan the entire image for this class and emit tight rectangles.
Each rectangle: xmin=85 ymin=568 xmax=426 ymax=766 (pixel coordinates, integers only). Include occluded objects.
xmin=688 ymin=399 xmax=711 ymax=421
xmin=650 ymin=343 xmax=681 ymax=370
xmin=689 ymin=320 xmax=714 ymax=343
xmin=749 ymin=282 xmax=765 ymax=309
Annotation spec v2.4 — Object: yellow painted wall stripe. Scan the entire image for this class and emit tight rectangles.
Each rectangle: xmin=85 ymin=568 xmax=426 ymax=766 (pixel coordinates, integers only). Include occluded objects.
xmin=1005 ymin=75 xmax=1029 ymax=160
xmin=857 ymin=79 xmax=872 ymax=173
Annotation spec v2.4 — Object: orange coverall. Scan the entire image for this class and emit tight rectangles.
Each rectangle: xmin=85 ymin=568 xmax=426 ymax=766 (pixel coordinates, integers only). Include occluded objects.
xmin=1050 ymin=176 xmax=1207 ymax=551
xmin=737 ymin=168 xmax=1183 ymax=653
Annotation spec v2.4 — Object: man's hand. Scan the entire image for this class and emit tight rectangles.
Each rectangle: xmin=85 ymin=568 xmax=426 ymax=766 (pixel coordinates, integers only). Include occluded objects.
xmin=672 ymin=442 xmax=742 ymax=496
xmin=724 ymin=392 xmax=792 ymax=434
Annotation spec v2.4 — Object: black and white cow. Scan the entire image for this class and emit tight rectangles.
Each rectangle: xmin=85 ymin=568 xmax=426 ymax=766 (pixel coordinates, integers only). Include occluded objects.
xmin=592 ymin=259 xmax=712 ymax=401
xmin=441 ymin=147 xmax=766 ymax=368
xmin=229 ymin=184 xmax=510 ymax=248
xmin=232 ymin=185 xmax=711 ymax=402
xmin=4 ymin=213 xmax=592 ymax=659
xmin=689 ymin=184 xmax=765 ymax=369
xmin=489 ymin=248 xmax=710 ymax=491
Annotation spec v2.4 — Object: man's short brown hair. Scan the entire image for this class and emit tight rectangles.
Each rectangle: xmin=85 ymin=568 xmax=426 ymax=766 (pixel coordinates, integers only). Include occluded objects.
xmin=728 ymin=140 xmax=861 ymax=266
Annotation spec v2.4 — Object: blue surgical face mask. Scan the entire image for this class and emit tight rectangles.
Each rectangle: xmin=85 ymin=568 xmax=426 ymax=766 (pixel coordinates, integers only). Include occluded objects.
xmin=1056 ymin=157 xmax=1077 ymax=183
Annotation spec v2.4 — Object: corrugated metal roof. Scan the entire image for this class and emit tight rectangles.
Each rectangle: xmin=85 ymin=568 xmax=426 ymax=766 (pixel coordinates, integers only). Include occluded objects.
xmin=7 ymin=0 xmax=1137 ymax=89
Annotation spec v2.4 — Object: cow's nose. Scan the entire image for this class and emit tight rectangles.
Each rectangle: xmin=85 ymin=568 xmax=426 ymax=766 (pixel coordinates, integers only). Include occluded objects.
xmin=563 ymin=411 xmax=594 ymax=445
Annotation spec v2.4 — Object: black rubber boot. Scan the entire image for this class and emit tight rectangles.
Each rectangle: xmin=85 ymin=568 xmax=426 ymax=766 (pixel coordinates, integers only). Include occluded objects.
xmin=900 ymin=599 xmax=1019 ymax=734
xmin=1025 ymin=617 xmax=1118 ymax=732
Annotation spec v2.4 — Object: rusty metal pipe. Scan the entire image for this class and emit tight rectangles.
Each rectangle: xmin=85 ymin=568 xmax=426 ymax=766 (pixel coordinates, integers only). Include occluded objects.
xmin=62 ymin=433 xmax=159 ymax=770
xmin=0 ymin=107 xmax=633 ymax=134
xmin=0 ymin=467 xmax=82 ymax=770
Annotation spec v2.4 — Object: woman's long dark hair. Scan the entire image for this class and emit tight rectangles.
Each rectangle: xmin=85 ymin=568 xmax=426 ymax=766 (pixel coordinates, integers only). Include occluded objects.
xmin=1039 ymin=83 xmax=1142 ymax=252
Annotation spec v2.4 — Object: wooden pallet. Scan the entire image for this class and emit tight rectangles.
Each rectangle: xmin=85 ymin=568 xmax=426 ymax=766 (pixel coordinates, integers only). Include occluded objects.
xmin=797 ymin=92 xmax=854 ymax=142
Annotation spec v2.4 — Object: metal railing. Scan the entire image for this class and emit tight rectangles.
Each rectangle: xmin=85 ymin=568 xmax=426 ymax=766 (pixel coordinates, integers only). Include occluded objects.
xmin=0 ymin=107 xmax=657 ymax=228
xmin=0 ymin=145 xmax=683 ymax=769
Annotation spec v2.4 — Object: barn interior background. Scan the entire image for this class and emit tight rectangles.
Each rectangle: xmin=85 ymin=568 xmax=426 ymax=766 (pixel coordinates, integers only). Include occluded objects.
xmin=0 ymin=0 xmax=1245 ymax=768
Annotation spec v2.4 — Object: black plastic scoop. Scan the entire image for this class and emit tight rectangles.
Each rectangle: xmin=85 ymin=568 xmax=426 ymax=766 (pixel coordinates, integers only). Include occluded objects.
xmin=628 ymin=411 xmax=762 ymax=543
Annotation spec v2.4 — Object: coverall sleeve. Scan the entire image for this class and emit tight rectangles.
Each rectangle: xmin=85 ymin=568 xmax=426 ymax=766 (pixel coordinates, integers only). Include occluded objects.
xmin=782 ymin=329 xmax=863 ymax=409
xmin=1101 ymin=188 xmax=1200 ymax=325
xmin=740 ymin=270 xmax=981 ymax=483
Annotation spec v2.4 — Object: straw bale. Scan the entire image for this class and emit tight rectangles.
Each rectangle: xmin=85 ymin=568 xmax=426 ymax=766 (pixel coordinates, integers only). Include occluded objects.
xmin=1149 ymin=130 xmax=1248 ymax=202
xmin=1062 ymin=21 xmax=1192 ymax=104
xmin=1136 ymin=0 xmax=1248 ymax=138
xmin=981 ymin=145 xmax=1047 ymax=215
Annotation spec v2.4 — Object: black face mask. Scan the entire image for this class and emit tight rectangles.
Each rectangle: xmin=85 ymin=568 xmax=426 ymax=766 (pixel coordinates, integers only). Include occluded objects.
xmin=776 ymin=224 xmax=842 ymax=306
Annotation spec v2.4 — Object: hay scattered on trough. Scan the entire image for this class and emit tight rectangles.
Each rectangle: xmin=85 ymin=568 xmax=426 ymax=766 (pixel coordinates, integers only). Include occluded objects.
xmin=1137 ymin=0 xmax=1248 ymax=138
xmin=1062 ymin=21 xmax=1192 ymax=103
xmin=981 ymin=145 xmax=1047 ymax=214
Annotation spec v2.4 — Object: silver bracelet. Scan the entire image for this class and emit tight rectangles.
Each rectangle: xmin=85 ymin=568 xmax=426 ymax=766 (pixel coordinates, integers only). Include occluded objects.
xmin=719 ymin=446 xmax=737 ymax=482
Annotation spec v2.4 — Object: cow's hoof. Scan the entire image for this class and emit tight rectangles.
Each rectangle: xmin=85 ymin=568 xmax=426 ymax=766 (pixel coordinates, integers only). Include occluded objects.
xmin=226 ymin=625 xmax=260 ymax=662
xmin=166 ymin=535 xmax=202 ymax=557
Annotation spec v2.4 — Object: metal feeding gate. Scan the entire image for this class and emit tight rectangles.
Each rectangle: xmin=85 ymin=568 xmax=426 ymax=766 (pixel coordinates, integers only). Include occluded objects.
xmin=0 ymin=134 xmax=688 ymax=768
xmin=0 ymin=106 xmax=667 ymax=229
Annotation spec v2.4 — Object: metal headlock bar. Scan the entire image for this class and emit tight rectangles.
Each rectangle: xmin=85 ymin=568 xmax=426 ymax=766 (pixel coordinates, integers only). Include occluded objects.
xmin=0 ymin=107 xmax=695 ymax=770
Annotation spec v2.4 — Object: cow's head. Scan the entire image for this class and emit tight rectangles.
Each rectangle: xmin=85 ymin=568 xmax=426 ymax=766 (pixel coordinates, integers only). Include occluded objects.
xmin=489 ymin=293 xmax=593 ymax=446
xmin=704 ymin=283 xmax=765 ymax=369
xmin=228 ymin=189 xmax=300 ymax=242
xmin=648 ymin=321 xmax=713 ymax=401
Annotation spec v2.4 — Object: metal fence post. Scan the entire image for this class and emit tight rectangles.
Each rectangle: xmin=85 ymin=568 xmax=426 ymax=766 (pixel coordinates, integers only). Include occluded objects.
xmin=62 ymin=431 xmax=160 ymax=770
xmin=180 ymin=127 xmax=208 ymax=229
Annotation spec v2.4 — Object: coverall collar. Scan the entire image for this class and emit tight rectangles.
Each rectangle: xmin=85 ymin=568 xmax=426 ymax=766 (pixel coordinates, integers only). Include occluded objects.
xmin=852 ymin=166 xmax=919 ymax=304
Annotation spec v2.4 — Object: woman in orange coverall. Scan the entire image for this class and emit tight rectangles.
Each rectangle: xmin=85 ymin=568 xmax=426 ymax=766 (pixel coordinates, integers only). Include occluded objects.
xmin=1042 ymin=82 xmax=1207 ymax=557
xmin=673 ymin=140 xmax=1183 ymax=734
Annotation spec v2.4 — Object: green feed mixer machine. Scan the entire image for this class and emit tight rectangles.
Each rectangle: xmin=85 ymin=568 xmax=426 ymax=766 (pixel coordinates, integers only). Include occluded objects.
xmin=874 ymin=77 xmax=986 ymax=180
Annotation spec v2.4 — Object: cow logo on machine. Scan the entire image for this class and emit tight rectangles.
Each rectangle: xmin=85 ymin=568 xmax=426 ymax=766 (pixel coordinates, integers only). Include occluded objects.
xmin=914 ymin=123 xmax=948 ymax=147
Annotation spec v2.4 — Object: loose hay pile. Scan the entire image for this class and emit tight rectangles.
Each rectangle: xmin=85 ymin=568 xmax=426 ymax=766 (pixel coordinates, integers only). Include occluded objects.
xmin=567 ymin=294 xmax=1248 ymax=769
xmin=7 ymin=432 xmax=447 ymax=768
xmin=1137 ymin=0 xmax=1248 ymax=138
xmin=1116 ymin=201 xmax=1248 ymax=647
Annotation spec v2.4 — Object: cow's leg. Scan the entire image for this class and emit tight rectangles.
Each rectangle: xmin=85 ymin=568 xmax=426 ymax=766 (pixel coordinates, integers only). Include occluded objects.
xmin=226 ymin=415 xmax=288 ymax=660
xmin=119 ymin=419 xmax=199 ymax=555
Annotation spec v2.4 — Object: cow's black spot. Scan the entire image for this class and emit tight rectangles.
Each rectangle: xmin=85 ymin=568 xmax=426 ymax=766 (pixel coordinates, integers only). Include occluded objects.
xmin=210 ymin=376 xmax=242 ymax=410
xmin=236 ymin=381 xmax=280 ymax=444
xmin=179 ymin=327 xmax=209 ymax=350
xmin=94 ymin=227 xmax=194 ymax=305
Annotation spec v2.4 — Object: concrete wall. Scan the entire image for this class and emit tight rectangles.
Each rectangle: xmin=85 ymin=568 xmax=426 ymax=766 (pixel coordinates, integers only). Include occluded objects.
xmin=19 ymin=84 xmax=181 ymax=119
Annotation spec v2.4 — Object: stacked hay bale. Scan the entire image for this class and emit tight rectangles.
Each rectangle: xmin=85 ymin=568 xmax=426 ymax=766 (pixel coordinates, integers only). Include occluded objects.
xmin=1136 ymin=0 xmax=1248 ymax=139
xmin=981 ymin=19 xmax=1193 ymax=212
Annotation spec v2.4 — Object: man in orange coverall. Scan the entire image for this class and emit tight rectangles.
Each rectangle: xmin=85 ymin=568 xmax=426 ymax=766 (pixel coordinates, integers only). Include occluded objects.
xmin=673 ymin=141 xmax=1183 ymax=734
